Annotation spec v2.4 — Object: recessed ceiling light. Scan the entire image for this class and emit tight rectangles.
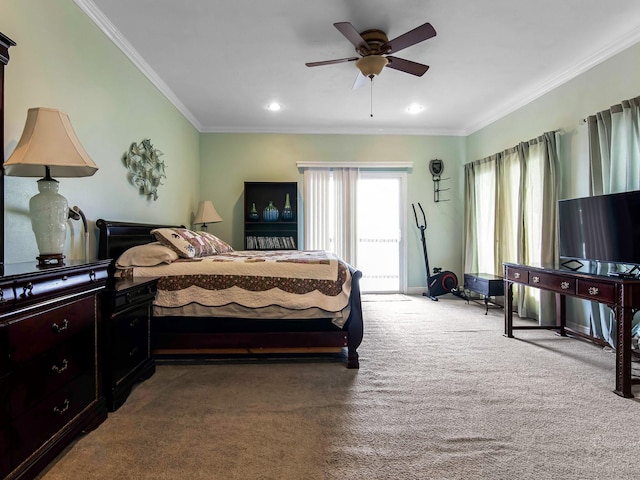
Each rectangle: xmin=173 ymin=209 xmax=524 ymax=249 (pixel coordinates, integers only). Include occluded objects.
xmin=267 ymin=102 xmax=282 ymax=112
xmin=406 ymin=104 xmax=425 ymax=114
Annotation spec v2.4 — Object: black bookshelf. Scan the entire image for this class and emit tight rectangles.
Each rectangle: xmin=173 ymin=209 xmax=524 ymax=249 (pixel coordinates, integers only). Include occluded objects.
xmin=244 ymin=182 xmax=298 ymax=250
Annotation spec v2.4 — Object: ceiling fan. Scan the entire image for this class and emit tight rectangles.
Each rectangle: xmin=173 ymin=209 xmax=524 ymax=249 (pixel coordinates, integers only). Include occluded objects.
xmin=306 ymin=21 xmax=436 ymax=88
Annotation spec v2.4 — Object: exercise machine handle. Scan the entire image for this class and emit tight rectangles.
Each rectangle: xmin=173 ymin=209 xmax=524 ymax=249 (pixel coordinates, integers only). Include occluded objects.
xmin=411 ymin=202 xmax=427 ymax=230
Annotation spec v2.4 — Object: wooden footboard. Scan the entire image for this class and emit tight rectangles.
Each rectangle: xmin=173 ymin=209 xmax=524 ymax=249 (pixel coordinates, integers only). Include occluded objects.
xmin=96 ymin=219 xmax=364 ymax=368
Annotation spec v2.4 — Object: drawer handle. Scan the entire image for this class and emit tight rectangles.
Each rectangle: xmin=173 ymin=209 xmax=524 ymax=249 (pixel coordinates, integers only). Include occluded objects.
xmin=21 ymin=282 xmax=34 ymax=298
xmin=51 ymin=358 xmax=69 ymax=374
xmin=129 ymin=346 xmax=139 ymax=357
xmin=52 ymin=318 xmax=69 ymax=333
xmin=0 ymin=289 xmax=4 ymax=303
xmin=89 ymin=270 xmax=97 ymax=282
xmin=532 ymin=276 xmax=540 ymax=284
xmin=514 ymin=272 xmax=521 ymax=279
xmin=588 ymin=286 xmax=599 ymax=296
xmin=146 ymin=285 xmax=155 ymax=294
xmin=53 ymin=399 xmax=70 ymax=415
xmin=125 ymin=292 xmax=132 ymax=303
xmin=560 ymin=281 xmax=570 ymax=290
xmin=130 ymin=317 xmax=140 ymax=328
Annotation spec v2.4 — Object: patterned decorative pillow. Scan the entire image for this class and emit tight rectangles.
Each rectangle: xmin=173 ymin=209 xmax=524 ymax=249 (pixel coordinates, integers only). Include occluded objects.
xmin=116 ymin=242 xmax=179 ymax=267
xmin=196 ymin=231 xmax=234 ymax=254
xmin=151 ymin=228 xmax=233 ymax=258
xmin=151 ymin=228 xmax=199 ymax=258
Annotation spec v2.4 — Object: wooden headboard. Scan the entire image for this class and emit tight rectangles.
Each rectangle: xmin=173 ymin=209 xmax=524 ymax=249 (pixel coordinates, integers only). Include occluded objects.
xmin=96 ymin=219 xmax=183 ymax=260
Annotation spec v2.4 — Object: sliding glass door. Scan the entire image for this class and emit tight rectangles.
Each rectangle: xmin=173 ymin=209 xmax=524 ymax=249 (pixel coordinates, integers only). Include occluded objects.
xmin=357 ymin=172 xmax=406 ymax=293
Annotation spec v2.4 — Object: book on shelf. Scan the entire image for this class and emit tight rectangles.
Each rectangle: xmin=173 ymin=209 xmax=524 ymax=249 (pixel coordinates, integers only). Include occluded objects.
xmin=245 ymin=236 xmax=296 ymax=250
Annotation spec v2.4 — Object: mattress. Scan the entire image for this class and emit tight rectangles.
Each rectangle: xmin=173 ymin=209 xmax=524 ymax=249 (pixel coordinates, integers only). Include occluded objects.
xmin=117 ymin=249 xmax=353 ymax=327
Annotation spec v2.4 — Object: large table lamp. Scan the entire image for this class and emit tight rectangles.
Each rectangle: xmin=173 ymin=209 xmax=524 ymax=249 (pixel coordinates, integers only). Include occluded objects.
xmin=193 ymin=200 xmax=223 ymax=230
xmin=4 ymin=107 xmax=98 ymax=266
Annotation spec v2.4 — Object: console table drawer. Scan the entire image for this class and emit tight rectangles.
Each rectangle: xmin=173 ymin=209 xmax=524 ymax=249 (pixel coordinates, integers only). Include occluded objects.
xmin=506 ymin=267 xmax=529 ymax=283
xmin=576 ymin=279 xmax=616 ymax=303
xmin=529 ymin=272 xmax=575 ymax=294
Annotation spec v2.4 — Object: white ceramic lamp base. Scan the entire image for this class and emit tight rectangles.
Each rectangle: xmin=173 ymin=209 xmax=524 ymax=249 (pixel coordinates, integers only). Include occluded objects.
xmin=29 ymin=178 xmax=68 ymax=266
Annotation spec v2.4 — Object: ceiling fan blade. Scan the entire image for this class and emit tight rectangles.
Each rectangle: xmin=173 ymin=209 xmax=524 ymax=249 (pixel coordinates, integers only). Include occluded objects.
xmin=385 ymin=56 xmax=430 ymax=76
xmin=352 ymin=71 xmax=369 ymax=90
xmin=334 ymin=22 xmax=370 ymax=53
xmin=384 ymin=22 xmax=436 ymax=54
xmin=306 ymin=57 xmax=359 ymax=67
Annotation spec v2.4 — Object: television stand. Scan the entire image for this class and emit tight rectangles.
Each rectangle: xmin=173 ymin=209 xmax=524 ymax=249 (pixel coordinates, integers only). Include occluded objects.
xmin=504 ymin=262 xmax=640 ymax=398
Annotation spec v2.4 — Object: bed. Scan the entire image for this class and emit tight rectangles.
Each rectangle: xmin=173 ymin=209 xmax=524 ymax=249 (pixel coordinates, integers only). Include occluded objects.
xmin=96 ymin=219 xmax=363 ymax=368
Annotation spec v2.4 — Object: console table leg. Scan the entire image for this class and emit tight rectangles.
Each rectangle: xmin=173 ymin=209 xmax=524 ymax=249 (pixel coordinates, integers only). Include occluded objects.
xmin=556 ymin=293 xmax=567 ymax=336
xmin=504 ymin=281 xmax=514 ymax=337
xmin=614 ymin=307 xmax=634 ymax=398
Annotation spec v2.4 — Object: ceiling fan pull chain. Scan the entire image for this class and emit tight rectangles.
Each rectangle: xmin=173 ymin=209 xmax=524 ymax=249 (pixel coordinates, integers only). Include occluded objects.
xmin=370 ymin=76 xmax=374 ymax=118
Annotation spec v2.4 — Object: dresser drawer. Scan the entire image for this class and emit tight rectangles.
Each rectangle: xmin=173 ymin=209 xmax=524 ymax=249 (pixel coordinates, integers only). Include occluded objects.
xmin=8 ymin=295 xmax=96 ymax=365
xmin=11 ymin=373 xmax=95 ymax=467
xmin=529 ymin=272 xmax=575 ymax=294
xmin=10 ymin=330 xmax=94 ymax=418
xmin=0 ymin=326 xmax=8 ymax=375
xmin=576 ymin=279 xmax=616 ymax=303
xmin=111 ymin=304 xmax=150 ymax=383
xmin=12 ymin=267 xmax=107 ymax=307
xmin=505 ymin=266 xmax=529 ymax=283
xmin=0 ymin=425 xmax=10 ymax=479
xmin=111 ymin=281 xmax=157 ymax=310
xmin=0 ymin=374 xmax=9 ymax=426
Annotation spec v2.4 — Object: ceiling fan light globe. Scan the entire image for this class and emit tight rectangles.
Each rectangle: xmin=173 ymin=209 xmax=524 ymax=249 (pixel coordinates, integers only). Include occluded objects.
xmin=356 ymin=55 xmax=388 ymax=77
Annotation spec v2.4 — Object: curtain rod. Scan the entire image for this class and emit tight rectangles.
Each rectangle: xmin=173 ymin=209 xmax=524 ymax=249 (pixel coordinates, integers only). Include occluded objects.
xmin=296 ymin=161 xmax=413 ymax=170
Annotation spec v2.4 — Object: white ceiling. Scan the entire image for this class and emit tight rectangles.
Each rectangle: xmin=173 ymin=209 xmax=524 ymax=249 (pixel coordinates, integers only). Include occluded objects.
xmin=78 ymin=0 xmax=640 ymax=136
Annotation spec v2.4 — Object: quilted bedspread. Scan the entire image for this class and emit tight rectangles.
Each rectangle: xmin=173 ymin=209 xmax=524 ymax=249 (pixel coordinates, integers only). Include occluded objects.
xmin=120 ymin=250 xmax=352 ymax=313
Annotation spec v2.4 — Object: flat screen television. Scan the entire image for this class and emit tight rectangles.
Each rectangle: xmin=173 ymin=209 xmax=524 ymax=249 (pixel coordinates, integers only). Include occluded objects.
xmin=558 ymin=190 xmax=640 ymax=265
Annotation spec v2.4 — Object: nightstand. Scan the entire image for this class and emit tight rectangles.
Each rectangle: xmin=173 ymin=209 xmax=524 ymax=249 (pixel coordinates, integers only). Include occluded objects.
xmin=0 ymin=259 xmax=110 ymax=480
xmin=103 ymin=277 xmax=157 ymax=411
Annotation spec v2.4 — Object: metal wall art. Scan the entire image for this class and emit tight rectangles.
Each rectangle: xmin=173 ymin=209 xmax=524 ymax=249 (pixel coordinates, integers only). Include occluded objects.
xmin=122 ymin=139 xmax=166 ymax=201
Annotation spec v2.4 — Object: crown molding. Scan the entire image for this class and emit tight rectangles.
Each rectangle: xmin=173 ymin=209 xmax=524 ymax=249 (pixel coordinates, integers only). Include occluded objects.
xmin=74 ymin=0 xmax=203 ymax=131
xmin=463 ymin=25 xmax=640 ymax=136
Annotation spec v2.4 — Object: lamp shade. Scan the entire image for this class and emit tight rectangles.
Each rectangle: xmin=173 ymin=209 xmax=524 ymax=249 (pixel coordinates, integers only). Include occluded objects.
xmin=4 ymin=107 xmax=98 ymax=178
xmin=194 ymin=200 xmax=223 ymax=225
xmin=356 ymin=55 xmax=389 ymax=77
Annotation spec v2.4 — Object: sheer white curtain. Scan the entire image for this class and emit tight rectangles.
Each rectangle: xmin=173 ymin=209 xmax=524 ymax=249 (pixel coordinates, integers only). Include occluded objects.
xmin=463 ymin=131 xmax=559 ymax=322
xmin=303 ymin=167 xmax=359 ymax=265
xmin=587 ymin=95 xmax=640 ymax=346
xmin=303 ymin=168 xmax=331 ymax=250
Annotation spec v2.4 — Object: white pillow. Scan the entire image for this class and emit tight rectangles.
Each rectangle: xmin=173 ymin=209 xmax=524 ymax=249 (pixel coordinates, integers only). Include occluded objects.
xmin=116 ymin=242 xmax=179 ymax=267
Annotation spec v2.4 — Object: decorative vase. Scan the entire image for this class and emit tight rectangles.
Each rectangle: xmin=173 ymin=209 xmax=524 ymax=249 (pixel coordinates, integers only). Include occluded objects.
xmin=248 ymin=202 xmax=259 ymax=221
xmin=30 ymin=178 xmax=68 ymax=256
xmin=281 ymin=193 xmax=293 ymax=221
xmin=262 ymin=200 xmax=279 ymax=222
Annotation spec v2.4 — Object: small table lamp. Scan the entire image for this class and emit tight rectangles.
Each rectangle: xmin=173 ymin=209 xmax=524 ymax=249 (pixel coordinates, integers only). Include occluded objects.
xmin=193 ymin=200 xmax=223 ymax=230
xmin=4 ymin=107 xmax=98 ymax=267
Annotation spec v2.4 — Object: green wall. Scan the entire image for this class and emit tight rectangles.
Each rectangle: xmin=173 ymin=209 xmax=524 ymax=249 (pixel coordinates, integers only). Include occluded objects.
xmin=199 ymin=133 xmax=466 ymax=292
xmin=2 ymin=0 xmax=639 ymax=296
xmin=467 ymin=41 xmax=640 ymax=331
xmin=2 ymin=0 xmax=201 ymax=263
xmin=468 ymin=41 xmax=640 ymax=201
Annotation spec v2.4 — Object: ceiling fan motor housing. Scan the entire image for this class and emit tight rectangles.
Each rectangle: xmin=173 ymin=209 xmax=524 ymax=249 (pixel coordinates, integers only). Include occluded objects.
xmin=356 ymin=29 xmax=391 ymax=56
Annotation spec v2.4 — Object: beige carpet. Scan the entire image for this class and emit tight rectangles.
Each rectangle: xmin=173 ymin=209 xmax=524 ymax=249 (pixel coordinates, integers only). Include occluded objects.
xmin=38 ymin=295 xmax=640 ymax=480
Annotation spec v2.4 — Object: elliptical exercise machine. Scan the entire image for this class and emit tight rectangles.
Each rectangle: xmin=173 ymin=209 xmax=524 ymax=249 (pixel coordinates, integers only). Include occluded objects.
xmin=412 ymin=202 xmax=460 ymax=301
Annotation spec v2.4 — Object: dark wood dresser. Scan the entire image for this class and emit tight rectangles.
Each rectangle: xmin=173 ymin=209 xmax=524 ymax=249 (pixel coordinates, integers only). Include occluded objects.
xmin=102 ymin=277 xmax=157 ymax=411
xmin=0 ymin=259 xmax=110 ymax=480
